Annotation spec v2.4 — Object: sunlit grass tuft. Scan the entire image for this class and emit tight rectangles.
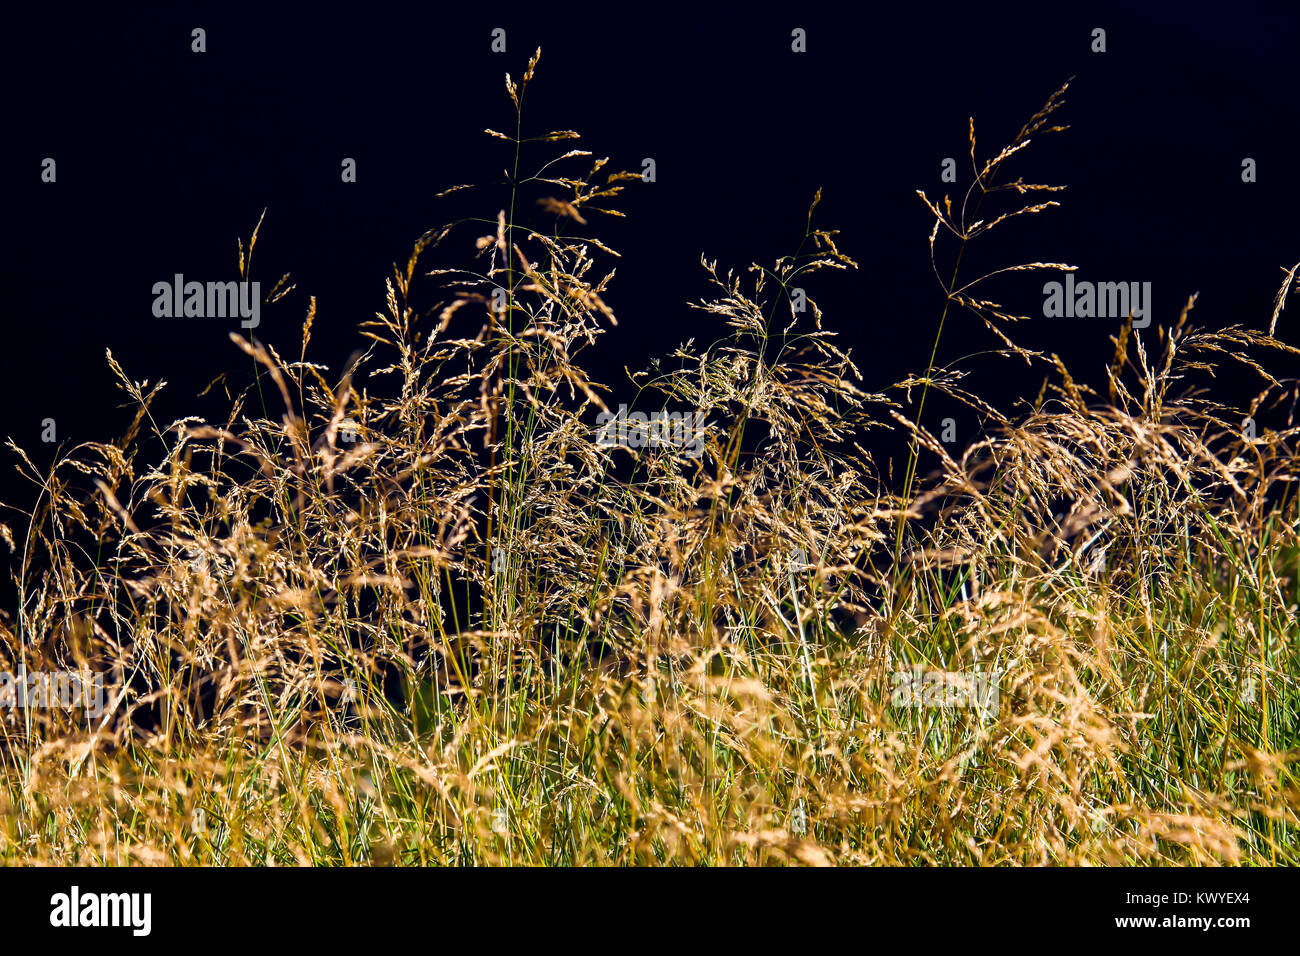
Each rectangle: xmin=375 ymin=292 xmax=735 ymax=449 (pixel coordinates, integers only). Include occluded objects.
xmin=2 ymin=54 xmax=1297 ymax=865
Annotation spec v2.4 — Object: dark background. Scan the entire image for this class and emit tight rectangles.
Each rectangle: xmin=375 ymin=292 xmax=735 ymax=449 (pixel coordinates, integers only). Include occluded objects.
xmin=4 ymin=1 xmax=1298 ymax=526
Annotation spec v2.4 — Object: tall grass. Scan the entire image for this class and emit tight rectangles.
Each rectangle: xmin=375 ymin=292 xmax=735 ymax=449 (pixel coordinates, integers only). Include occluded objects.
xmin=2 ymin=52 xmax=1298 ymax=865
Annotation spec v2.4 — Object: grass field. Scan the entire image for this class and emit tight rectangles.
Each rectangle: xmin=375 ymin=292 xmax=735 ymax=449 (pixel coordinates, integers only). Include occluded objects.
xmin=3 ymin=56 xmax=1298 ymax=865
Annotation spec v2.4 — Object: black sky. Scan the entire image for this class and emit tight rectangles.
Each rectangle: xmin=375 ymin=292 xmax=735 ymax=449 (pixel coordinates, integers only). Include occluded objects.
xmin=5 ymin=1 xmax=1299 ymax=518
